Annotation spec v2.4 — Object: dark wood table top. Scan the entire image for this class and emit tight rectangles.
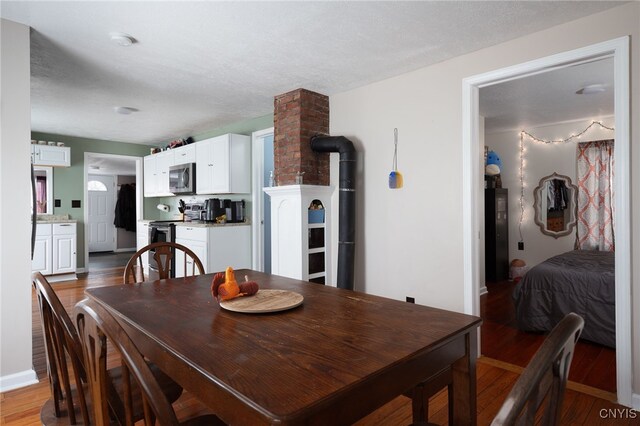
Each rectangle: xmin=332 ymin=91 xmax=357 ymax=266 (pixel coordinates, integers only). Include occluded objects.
xmin=85 ymin=270 xmax=481 ymax=425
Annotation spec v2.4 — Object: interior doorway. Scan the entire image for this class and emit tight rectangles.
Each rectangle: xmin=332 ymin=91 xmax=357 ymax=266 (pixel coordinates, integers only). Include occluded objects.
xmin=462 ymin=37 xmax=631 ymax=406
xmin=84 ymin=153 xmax=143 ymax=272
xmin=251 ymin=127 xmax=275 ymax=273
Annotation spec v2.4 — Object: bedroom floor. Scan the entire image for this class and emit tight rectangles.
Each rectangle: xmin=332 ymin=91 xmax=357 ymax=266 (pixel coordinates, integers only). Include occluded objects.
xmin=480 ymin=280 xmax=617 ymax=394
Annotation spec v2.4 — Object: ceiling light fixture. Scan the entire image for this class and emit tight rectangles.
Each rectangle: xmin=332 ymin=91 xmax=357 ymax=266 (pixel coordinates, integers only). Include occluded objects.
xmin=576 ymin=84 xmax=606 ymax=95
xmin=114 ymin=106 xmax=139 ymax=115
xmin=109 ymin=32 xmax=136 ymax=47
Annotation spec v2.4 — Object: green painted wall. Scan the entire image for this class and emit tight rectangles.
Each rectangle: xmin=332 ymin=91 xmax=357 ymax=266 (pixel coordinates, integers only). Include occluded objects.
xmin=32 ymin=132 xmax=154 ymax=269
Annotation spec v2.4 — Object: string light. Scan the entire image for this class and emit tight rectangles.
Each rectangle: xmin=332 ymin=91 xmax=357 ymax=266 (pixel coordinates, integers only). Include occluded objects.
xmin=517 ymin=120 xmax=614 ymax=243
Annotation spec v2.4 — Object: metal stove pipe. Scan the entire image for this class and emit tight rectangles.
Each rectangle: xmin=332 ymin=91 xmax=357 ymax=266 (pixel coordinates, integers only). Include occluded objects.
xmin=310 ymin=135 xmax=356 ymax=290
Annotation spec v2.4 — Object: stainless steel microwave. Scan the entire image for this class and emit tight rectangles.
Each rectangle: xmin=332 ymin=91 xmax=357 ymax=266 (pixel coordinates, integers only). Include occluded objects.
xmin=169 ymin=163 xmax=196 ymax=194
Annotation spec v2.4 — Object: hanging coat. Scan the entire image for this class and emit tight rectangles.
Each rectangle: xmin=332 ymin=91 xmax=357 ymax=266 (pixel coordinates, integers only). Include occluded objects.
xmin=114 ymin=184 xmax=136 ymax=232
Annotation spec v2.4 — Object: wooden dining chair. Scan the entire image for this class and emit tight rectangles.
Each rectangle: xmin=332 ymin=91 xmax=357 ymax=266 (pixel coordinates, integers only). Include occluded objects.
xmin=75 ymin=299 xmax=225 ymax=426
xmin=405 ymin=366 xmax=453 ymax=426
xmin=491 ymin=312 xmax=584 ymax=425
xmin=123 ymin=242 xmax=205 ymax=284
xmin=33 ymin=271 xmax=91 ymax=425
xmin=33 ymin=272 xmax=183 ymax=425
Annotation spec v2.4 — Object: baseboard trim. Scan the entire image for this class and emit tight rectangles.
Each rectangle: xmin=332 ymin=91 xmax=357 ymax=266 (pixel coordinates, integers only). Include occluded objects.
xmin=0 ymin=369 xmax=38 ymax=392
xmin=46 ymin=273 xmax=77 ymax=283
xmin=632 ymin=392 xmax=640 ymax=410
xmin=479 ymin=286 xmax=488 ymax=296
xmin=114 ymin=248 xmax=136 ymax=253
xmin=75 ymin=268 xmax=86 ymax=274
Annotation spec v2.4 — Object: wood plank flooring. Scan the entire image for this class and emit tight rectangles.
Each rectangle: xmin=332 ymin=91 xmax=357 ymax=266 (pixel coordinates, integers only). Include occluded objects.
xmin=480 ymin=280 xmax=617 ymax=394
xmin=0 ymin=267 xmax=630 ymax=425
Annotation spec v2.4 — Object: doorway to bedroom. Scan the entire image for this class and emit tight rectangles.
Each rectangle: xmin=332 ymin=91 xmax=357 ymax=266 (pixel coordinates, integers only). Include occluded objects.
xmin=463 ymin=37 xmax=631 ymax=405
xmin=479 ymin=57 xmax=616 ymax=394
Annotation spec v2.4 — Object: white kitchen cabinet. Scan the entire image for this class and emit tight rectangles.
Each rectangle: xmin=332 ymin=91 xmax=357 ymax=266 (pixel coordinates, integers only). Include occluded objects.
xmin=174 ymin=224 xmax=251 ymax=277
xmin=143 ymin=155 xmax=159 ymax=196
xmin=31 ymin=145 xmax=71 ymax=167
xmin=196 ymin=134 xmax=250 ymax=194
xmin=143 ymin=151 xmax=174 ymax=197
xmin=53 ymin=224 xmax=76 ymax=274
xmin=32 ymin=224 xmax=52 ymax=275
xmin=172 ymin=144 xmax=196 ymax=165
xmin=136 ymin=221 xmax=150 ymax=274
xmin=175 ymin=226 xmax=207 ymax=278
xmin=33 ymin=222 xmax=77 ymax=277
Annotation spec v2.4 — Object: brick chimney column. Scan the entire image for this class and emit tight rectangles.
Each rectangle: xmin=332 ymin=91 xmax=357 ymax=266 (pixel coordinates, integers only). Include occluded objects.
xmin=273 ymin=88 xmax=329 ymax=186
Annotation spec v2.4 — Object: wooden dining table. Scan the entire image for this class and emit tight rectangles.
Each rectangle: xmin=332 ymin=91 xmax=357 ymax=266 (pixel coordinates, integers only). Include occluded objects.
xmin=85 ymin=270 xmax=482 ymax=425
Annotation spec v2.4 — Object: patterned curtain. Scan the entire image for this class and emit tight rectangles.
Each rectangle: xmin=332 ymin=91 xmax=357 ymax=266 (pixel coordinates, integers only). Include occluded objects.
xmin=576 ymin=140 xmax=614 ymax=251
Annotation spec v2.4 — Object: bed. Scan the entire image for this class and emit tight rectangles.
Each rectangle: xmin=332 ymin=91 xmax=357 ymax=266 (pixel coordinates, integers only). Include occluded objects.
xmin=513 ymin=250 xmax=615 ymax=348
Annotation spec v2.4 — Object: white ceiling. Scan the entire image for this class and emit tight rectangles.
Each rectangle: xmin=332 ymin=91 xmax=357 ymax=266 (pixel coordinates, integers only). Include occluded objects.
xmin=480 ymin=57 xmax=614 ymax=133
xmin=1 ymin=1 xmax=623 ymax=145
xmin=86 ymin=154 xmax=137 ymax=176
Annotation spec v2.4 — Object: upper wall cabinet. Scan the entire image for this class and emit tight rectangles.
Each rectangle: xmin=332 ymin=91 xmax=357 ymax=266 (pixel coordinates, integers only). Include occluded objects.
xmin=196 ymin=134 xmax=250 ymax=194
xmin=144 ymin=150 xmax=174 ymax=197
xmin=32 ymin=145 xmax=71 ymax=167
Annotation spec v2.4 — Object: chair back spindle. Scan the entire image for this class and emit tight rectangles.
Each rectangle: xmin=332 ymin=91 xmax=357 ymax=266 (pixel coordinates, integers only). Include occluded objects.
xmin=124 ymin=242 xmax=205 ymax=284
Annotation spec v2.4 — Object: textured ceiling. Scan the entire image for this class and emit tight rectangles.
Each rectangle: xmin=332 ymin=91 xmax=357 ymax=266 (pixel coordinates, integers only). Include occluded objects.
xmin=480 ymin=57 xmax=614 ymax=133
xmin=1 ymin=1 xmax=623 ymax=145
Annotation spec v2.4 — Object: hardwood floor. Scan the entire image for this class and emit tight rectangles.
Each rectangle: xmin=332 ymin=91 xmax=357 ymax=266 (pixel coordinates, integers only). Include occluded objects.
xmin=480 ymin=280 xmax=617 ymax=394
xmin=0 ymin=268 xmax=630 ymax=425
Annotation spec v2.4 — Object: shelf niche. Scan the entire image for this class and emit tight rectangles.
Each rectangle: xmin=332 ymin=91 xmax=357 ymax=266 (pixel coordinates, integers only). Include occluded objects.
xmin=264 ymin=185 xmax=333 ymax=286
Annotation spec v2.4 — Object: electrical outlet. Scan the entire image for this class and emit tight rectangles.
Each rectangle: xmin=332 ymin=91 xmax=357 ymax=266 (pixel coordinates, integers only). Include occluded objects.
xmin=406 ymin=297 xmax=415 ymax=304
xmin=518 ymin=241 xmax=524 ymax=250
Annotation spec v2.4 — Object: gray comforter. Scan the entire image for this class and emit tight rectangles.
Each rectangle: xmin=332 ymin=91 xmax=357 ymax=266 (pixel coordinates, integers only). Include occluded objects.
xmin=513 ymin=250 xmax=615 ymax=348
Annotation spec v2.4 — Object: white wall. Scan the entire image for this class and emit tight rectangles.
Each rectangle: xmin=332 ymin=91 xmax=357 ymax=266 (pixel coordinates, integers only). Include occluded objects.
xmin=487 ymin=117 xmax=615 ymax=268
xmin=330 ymin=2 xmax=640 ymax=394
xmin=0 ymin=19 xmax=37 ymax=391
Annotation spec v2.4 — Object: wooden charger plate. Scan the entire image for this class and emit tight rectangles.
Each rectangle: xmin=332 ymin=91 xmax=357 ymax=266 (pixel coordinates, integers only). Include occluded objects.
xmin=219 ymin=289 xmax=304 ymax=313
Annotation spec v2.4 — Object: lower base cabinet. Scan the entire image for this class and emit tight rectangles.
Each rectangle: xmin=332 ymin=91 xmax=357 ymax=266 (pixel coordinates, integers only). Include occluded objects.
xmin=175 ymin=225 xmax=251 ymax=277
xmin=33 ymin=223 xmax=77 ymax=276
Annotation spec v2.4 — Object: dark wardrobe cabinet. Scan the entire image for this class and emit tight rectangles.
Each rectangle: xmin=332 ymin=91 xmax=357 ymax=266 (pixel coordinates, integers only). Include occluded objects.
xmin=485 ymin=188 xmax=509 ymax=282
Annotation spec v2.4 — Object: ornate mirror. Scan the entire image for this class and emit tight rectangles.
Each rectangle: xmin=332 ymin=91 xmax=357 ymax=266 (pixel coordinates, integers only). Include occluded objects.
xmin=533 ymin=172 xmax=577 ymax=238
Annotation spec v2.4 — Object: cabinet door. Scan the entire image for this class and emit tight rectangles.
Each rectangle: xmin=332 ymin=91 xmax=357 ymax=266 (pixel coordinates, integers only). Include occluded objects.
xmin=209 ymin=226 xmax=251 ymax=272
xmin=143 ymin=155 xmax=158 ymax=196
xmin=34 ymin=145 xmax=71 ymax=167
xmin=175 ymin=238 xmax=207 ymax=277
xmin=196 ymin=139 xmax=215 ymax=194
xmin=211 ymin=137 xmax=230 ymax=193
xmin=53 ymin=234 xmax=76 ymax=274
xmin=157 ymin=151 xmax=174 ymax=195
xmin=136 ymin=222 xmax=150 ymax=274
xmin=32 ymin=234 xmax=52 ymax=275
xmin=173 ymin=144 xmax=196 ymax=164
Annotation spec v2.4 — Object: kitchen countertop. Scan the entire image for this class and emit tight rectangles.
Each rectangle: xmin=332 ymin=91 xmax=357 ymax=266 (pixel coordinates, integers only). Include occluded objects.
xmin=138 ymin=219 xmax=249 ymax=227
xmin=36 ymin=214 xmax=77 ymax=224
xmin=176 ymin=221 xmax=250 ymax=228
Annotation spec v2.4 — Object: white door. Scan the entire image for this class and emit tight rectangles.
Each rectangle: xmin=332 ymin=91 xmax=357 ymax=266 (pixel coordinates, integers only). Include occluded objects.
xmin=88 ymin=174 xmax=116 ymax=252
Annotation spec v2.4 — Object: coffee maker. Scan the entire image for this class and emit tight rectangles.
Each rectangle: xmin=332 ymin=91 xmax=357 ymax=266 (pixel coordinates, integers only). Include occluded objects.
xmin=201 ymin=198 xmax=226 ymax=221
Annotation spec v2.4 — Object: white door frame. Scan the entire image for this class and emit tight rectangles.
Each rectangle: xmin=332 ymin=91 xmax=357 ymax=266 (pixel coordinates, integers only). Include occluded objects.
xmin=251 ymin=127 xmax=274 ymax=271
xmin=83 ymin=152 xmax=143 ymax=272
xmin=462 ymin=37 xmax=632 ymax=407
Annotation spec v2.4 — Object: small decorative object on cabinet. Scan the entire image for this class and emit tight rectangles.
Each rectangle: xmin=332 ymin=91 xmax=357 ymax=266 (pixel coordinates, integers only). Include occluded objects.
xmin=485 ymin=188 xmax=509 ymax=282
